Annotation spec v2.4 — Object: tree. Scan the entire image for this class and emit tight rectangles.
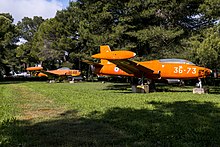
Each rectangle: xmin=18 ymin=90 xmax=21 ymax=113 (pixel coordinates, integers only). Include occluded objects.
xmin=183 ymin=25 xmax=220 ymax=69
xmin=29 ymin=0 xmax=220 ymax=71
xmin=60 ymin=0 xmax=217 ymax=60
xmin=17 ymin=16 xmax=44 ymax=41
xmin=16 ymin=16 xmax=44 ymax=68
xmin=0 ymin=13 xmax=19 ymax=78
xmin=31 ymin=18 xmax=65 ymax=69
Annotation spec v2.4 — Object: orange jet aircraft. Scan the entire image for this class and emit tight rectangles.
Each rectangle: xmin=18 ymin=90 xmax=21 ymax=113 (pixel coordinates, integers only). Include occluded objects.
xmin=85 ymin=45 xmax=212 ymax=89
xmin=26 ymin=66 xmax=81 ymax=82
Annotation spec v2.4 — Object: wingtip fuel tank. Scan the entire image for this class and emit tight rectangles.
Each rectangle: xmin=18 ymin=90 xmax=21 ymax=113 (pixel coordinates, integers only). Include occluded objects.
xmin=92 ymin=51 xmax=136 ymax=60
xmin=26 ymin=67 xmax=43 ymax=71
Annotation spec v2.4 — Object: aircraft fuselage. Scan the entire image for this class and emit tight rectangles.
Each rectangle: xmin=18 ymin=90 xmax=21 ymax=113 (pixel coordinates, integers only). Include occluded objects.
xmin=95 ymin=59 xmax=211 ymax=80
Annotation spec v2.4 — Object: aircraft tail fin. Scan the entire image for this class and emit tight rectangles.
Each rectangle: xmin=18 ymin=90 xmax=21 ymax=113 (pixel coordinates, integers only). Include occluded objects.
xmin=100 ymin=45 xmax=112 ymax=65
xmin=100 ymin=45 xmax=111 ymax=53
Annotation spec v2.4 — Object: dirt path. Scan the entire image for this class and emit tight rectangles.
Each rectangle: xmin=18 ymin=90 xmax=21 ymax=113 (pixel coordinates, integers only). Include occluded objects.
xmin=11 ymin=84 xmax=65 ymax=121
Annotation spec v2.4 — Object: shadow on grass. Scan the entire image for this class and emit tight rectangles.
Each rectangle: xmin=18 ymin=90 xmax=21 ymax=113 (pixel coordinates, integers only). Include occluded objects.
xmin=105 ymin=83 xmax=220 ymax=94
xmin=209 ymin=87 xmax=220 ymax=94
xmin=0 ymin=77 xmax=48 ymax=85
xmin=156 ymin=86 xmax=193 ymax=93
xmin=104 ymin=83 xmax=131 ymax=90
xmin=104 ymin=83 xmax=133 ymax=93
xmin=2 ymin=101 xmax=220 ymax=146
xmin=0 ymin=81 xmax=27 ymax=85
xmin=105 ymin=83 xmax=194 ymax=93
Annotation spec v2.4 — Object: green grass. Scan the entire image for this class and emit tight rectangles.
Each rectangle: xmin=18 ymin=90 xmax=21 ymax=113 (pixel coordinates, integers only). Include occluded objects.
xmin=1 ymin=81 xmax=220 ymax=146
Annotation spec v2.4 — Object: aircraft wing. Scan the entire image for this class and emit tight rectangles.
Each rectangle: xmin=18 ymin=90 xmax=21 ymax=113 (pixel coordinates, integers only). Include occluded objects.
xmin=39 ymin=70 xmax=60 ymax=77
xmin=109 ymin=59 xmax=160 ymax=79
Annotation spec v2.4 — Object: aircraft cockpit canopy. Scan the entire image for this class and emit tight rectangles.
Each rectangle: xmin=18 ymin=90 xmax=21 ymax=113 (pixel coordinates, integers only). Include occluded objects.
xmin=58 ymin=67 xmax=70 ymax=70
xmin=159 ymin=59 xmax=195 ymax=65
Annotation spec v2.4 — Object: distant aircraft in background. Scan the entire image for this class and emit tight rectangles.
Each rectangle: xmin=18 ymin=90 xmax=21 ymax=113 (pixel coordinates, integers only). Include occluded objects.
xmin=84 ymin=45 xmax=212 ymax=91
xmin=26 ymin=66 xmax=81 ymax=82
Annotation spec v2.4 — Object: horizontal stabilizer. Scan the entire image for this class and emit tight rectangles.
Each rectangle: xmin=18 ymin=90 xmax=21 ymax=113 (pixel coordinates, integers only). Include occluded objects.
xmin=82 ymin=60 xmax=103 ymax=67
xmin=92 ymin=51 xmax=136 ymax=60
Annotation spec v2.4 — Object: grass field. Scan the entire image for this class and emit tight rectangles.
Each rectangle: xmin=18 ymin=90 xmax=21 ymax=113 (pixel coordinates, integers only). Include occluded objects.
xmin=1 ymin=81 xmax=220 ymax=146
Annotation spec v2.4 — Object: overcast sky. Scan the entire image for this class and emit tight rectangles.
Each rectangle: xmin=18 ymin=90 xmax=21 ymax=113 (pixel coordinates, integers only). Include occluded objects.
xmin=0 ymin=0 xmax=74 ymax=24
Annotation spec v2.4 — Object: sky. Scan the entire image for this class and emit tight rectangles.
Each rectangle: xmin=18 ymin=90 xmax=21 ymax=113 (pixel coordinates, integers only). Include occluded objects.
xmin=0 ymin=0 xmax=75 ymax=24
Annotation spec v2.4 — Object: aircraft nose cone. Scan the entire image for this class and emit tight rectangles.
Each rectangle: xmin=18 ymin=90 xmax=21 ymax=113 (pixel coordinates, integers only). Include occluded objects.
xmin=198 ymin=68 xmax=212 ymax=78
xmin=204 ymin=68 xmax=212 ymax=77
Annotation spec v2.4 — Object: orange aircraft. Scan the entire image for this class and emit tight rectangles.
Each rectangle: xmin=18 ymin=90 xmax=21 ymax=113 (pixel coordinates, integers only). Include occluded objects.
xmin=26 ymin=66 xmax=81 ymax=82
xmin=84 ymin=45 xmax=212 ymax=89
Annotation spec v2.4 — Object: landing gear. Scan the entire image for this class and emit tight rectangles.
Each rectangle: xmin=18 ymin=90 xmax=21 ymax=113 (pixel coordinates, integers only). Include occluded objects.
xmin=179 ymin=80 xmax=185 ymax=86
xmin=197 ymin=79 xmax=202 ymax=88
xmin=195 ymin=78 xmax=202 ymax=88
xmin=48 ymin=79 xmax=55 ymax=83
xmin=148 ymin=80 xmax=156 ymax=92
xmin=131 ymin=77 xmax=156 ymax=93
xmin=193 ymin=78 xmax=209 ymax=94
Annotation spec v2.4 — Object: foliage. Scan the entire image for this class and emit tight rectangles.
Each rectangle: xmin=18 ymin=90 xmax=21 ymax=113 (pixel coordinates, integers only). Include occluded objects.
xmin=183 ymin=24 xmax=220 ymax=68
xmin=16 ymin=16 xmax=44 ymax=67
xmin=17 ymin=16 xmax=44 ymax=42
xmin=47 ymin=0 xmax=219 ymax=62
xmin=0 ymin=13 xmax=19 ymax=77
xmin=199 ymin=0 xmax=220 ymax=19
